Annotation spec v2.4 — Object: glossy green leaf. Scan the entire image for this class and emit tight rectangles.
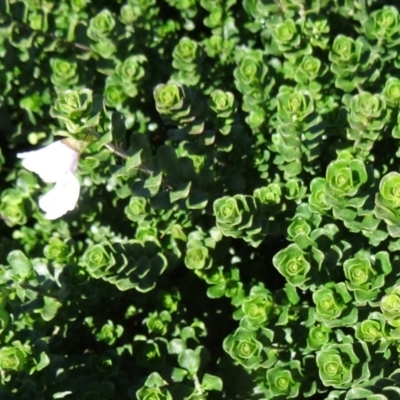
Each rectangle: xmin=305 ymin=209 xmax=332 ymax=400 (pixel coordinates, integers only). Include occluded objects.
xmin=178 ymin=349 xmax=201 ymax=375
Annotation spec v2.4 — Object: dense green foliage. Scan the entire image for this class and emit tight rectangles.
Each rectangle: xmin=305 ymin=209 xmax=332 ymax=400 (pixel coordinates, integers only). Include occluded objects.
xmin=2 ymin=0 xmax=400 ymax=399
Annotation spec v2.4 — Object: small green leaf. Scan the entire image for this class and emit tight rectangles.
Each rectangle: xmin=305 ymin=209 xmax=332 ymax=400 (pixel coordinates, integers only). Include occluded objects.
xmin=7 ymin=250 xmax=32 ymax=280
xmin=181 ymin=327 xmax=198 ymax=342
xmin=186 ymin=191 xmax=208 ymax=210
xmin=168 ymin=338 xmax=186 ymax=355
xmin=171 ymin=367 xmax=187 ymax=382
xmin=111 ymin=112 xmax=126 ymax=143
xmin=144 ymin=372 xmax=166 ymax=387
xmin=40 ymin=297 xmax=62 ymax=321
xmin=157 ymin=145 xmax=178 ymax=172
xmin=285 ymin=283 xmax=300 ymax=305
xmin=144 ymin=172 xmax=163 ymax=196
xmin=201 ymin=373 xmax=223 ymax=391
xmin=126 ymin=151 xmax=143 ymax=171
xmin=35 ymin=351 xmax=50 ymax=371
xmin=170 ymin=182 xmax=192 ymax=203
xmin=178 ymin=349 xmax=201 ymax=375
xmin=95 ymin=129 xmax=112 ymax=148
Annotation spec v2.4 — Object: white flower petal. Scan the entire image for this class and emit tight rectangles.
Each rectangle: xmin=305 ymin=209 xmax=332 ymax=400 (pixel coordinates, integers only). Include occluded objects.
xmin=38 ymin=171 xmax=80 ymax=220
xmin=17 ymin=141 xmax=79 ymax=183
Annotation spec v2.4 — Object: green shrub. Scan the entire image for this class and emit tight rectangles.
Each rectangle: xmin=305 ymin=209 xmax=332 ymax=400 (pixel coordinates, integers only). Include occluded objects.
xmin=3 ymin=0 xmax=400 ymax=399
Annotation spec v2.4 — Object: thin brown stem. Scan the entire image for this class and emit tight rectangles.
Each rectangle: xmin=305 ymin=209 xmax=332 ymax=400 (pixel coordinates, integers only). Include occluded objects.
xmin=87 ymin=129 xmax=174 ymax=191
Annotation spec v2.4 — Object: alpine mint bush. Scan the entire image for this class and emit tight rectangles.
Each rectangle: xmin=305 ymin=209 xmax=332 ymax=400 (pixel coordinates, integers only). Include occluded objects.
xmin=4 ymin=0 xmax=400 ymax=399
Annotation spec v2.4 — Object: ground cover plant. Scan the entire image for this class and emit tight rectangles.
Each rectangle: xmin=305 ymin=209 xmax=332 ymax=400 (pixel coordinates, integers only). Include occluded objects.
xmin=2 ymin=0 xmax=400 ymax=398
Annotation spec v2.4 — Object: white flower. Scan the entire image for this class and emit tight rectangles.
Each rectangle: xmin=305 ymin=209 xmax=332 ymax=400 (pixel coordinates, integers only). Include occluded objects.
xmin=17 ymin=140 xmax=80 ymax=219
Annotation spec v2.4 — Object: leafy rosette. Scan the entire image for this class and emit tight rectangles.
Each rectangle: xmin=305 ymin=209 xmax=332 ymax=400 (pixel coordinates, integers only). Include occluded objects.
xmin=153 ymin=83 xmax=204 ymax=135
xmin=135 ymin=222 xmax=158 ymax=243
xmin=233 ymin=51 xmax=274 ymax=111
xmin=209 ymin=89 xmax=235 ymax=117
xmin=154 ymin=83 xmax=186 ymax=116
xmin=52 ymin=89 xmax=93 ymax=119
xmin=233 ymin=51 xmax=268 ymax=95
xmin=316 ymin=343 xmax=368 ymax=389
xmin=125 ymin=197 xmax=148 ymax=223
xmin=50 ymin=89 xmax=100 ymax=136
xmin=239 ymin=286 xmax=275 ymax=330
xmin=135 ymin=341 xmax=165 ymax=369
xmin=343 ymin=252 xmax=392 ymax=303
xmin=362 ymin=6 xmax=400 ymax=44
xmin=117 ymin=240 xmax=169 ymax=292
xmin=242 ymin=0 xmax=279 ymax=22
xmin=355 ymin=313 xmax=387 ymax=343
xmin=87 ymin=9 xmax=116 ymax=40
xmin=120 ymin=2 xmax=146 ymax=25
xmin=266 ymin=361 xmax=301 ymax=398
xmin=184 ymin=231 xmax=211 ymax=270
xmin=306 ymin=325 xmax=331 ymax=351
xmin=89 ymin=350 xmax=120 ymax=376
xmin=313 ymin=288 xmax=343 ymax=322
xmin=374 ymin=172 xmax=400 ymax=236
xmin=384 ymin=77 xmax=400 ymax=107
xmin=214 ymin=195 xmax=264 ymax=247
xmin=303 ymin=14 xmax=330 ymax=49
xmin=185 ymin=247 xmax=208 ymax=271
xmin=115 ymin=55 xmax=147 ymax=98
xmin=329 ymin=35 xmax=361 ymax=67
xmin=273 ymin=244 xmax=311 ymax=289
xmin=380 ymin=286 xmax=400 ymax=327
xmin=288 ymin=218 xmax=318 ymax=250
xmin=203 ymin=6 xmax=223 ymax=29
xmin=346 ymin=92 xmax=387 ymax=133
xmin=209 ymin=89 xmax=236 ymax=135
xmin=0 ymin=341 xmax=29 ymax=372
xmin=254 ymin=183 xmax=284 ymax=214
xmin=0 ymin=188 xmax=29 ymax=226
xmin=214 ymin=196 xmax=241 ymax=232
xmin=83 ymin=243 xmax=116 ymax=279
xmin=324 ymin=154 xmax=368 ymax=208
xmin=86 ymin=9 xmax=117 ymax=58
xmin=145 ymin=311 xmax=171 ymax=336
xmin=329 ymin=35 xmax=369 ymax=91
xmin=223 ymin=327 xmax=264 ymax=370
xmin=284 ymin=178 xmax=307 ymax=202
xmin=269 ymin=19 xmax=309 ymax=58
xmin=313 ymin=284 xmax=357 ymax=327
xmin=274 ymin=86 xmax=323 ymax=178
xmin=378 ymin=172 xmax=400 ymax=206
xmin=246 ymin=106 xmax=266 ymax=132
xmin=269 ymin=131 xmax=303 ymax=177
xmin=95 ymin=321 xmax=124 ymax=345
xmin=277 ymin=88 xmax=314 ymax=124
xmin=172 ymin=37 xmax=202 ymax=86
xmin=344 ymin=257 xmax=374 ymax=290
xmin=43 ymin=237 xmax=73 ymax=263
xmin=104 ymin=76 xmax=128 ymax=108
xmin=288 ymin=218 xmax=312 ymax=239
xmin=157 ymin=289 xmax=180 ymax=314
xmin=287 ymin=204 xmax=321 ymax=249
xmin=172 ymin=37 xmax=200 ymax=72
xmin=309 ymin=178 xmax=331 ymax=214
xmin=136 ymin=386 xmax=172 ymax=400
xmin=196 ymin=265 xmax=242 ymax=299
xmin=83 ymin=240 xmax=168 ymax=292
xmin=293 ymin=55 xmax=327 ymax=86
xmin=134 ymin=372 xmax=172 ymax=400
xmin=50 ymin=58 xmax=78 ymax=88
xmin=116 ymin=55 xmax=146 ymax=82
